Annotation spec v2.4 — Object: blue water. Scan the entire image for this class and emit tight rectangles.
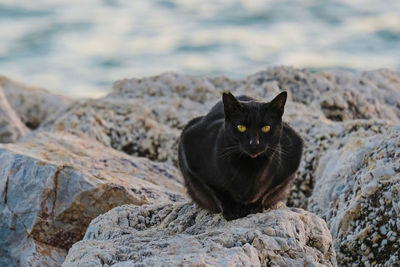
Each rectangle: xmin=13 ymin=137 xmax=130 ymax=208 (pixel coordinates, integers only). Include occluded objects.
xmin=0 ymin=0 xmax=399 ymax=97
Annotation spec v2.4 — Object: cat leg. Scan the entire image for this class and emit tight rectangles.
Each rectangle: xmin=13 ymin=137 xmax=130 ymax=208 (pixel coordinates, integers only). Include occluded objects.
xmin=183 ymin=172 xmax=223 ymax=213
xmin=178 ymin=130 xmax=222 ymax=213
xmin=261 ymin=175 xmax=294 ymax=209
xmin=222 ymin=203 xmax=263 ymax=220
xmin=221 ymin=197 xmax=263 ymax=220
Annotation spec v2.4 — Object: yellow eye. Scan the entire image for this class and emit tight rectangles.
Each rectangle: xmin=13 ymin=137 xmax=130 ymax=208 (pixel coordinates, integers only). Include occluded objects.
xmin=261 ymin=125 xmax=270 ymax=133
xmin=237 ymin=125 xmax=246 ymax=132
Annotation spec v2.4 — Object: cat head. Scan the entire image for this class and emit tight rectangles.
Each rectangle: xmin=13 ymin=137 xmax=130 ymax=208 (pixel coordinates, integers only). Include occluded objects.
xmin=222 ymin=91 xmax=287 ymax=158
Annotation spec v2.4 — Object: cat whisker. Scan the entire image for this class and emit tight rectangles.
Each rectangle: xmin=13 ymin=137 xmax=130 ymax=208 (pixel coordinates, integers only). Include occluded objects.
xmin=278 ymin=147 xmax=291 ymax=156
xmin=218 ymin=145 xmax=240 ymax=158
xmin=267 ymin=145 xmax=280 ymax=154
xmin=271 ymin=152 xmax=283 ymax=170
xmin=269 ymin=144 xmax=291 ymax=157
xmin=266 ymin=145 xmax=284 ymax=169
xmin=219 ymin=151 xmax=234 ymax=158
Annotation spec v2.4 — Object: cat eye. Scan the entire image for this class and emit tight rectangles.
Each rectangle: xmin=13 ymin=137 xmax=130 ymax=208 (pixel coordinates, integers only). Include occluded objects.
xmin=261 ymin=125 xmax=271 ymax=133
xmin=237 ymin=125 xmax=246 ymax=132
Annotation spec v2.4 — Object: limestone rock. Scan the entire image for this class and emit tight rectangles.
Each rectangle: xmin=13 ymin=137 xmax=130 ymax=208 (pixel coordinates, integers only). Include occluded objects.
xmin=286 ymin=119 xmax=391 ymax=209
xmin=287 ymin=119 xmax=400 ymax=265
xmin=63 ymin=203 xmax=337 ymax=267
xmin=0 ymin=75 xmax=72 ymax=129
xmin=244 ymin=67 xmax=400 ymax=123
xmin=40 ymin=98 xmax=181 ymax=164
xmin=8 ymin=238 xmax=68 ymax=267
xmin=112 ymin=67 xmax=400 ymax=124
xmin=110 ymin=70 xmax=328 ymax=128
xmin=308 ymin=124 xmax=400 ymax=266
xmin=286 ymin=120 xmax=342 ymax=209
xmin=111 ymin=68 xmax=400 ymax=125
xmin=4 ymin=67 xmax=398 ymax=266
xmin=319 ymin=69 xmax=400 ymax=122
xmin=0 ymin=132 xmax=186 ymax=266
xmin=0 ymin=87 xmax=29 ymax=143
xmin=38 ymin=68 xmax=399 ymax=168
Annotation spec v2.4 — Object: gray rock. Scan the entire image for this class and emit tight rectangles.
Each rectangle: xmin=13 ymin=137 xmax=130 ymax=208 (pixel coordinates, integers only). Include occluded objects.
xmin=287 ymin=119 xmax=391 ymax=209
xmin=2 ymin=67 xmax=400 ymax=266
xmin=112 ymin=67 xmax=400 ymax=124
xmin=0 ymin=132 xmax=186 ymax=266
xmin=40 ymin=98 xmax=181 ymax=165
xmin=63 ymin=202 xmax=337 ymax=267
xmin=308 ymin=124 xmax=400 ymax=266
xmin=38 ymin=68 xmax=399 ymax=167
xmin=0 ymin=75 xmax=72 ymax=129
xmin=0 ymin=87 xmax=29 ymax=143
xmin=246 ymin=67 xmax=400 ymax=122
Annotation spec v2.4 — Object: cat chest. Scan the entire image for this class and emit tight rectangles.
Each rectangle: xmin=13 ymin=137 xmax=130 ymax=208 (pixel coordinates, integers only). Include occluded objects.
xmin=228 ymin=167 xmax=272 ymax=203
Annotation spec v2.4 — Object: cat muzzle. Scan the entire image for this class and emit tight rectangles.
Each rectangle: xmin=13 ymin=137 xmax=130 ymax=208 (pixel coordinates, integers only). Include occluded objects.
xmin=244 ymin=146 xmax=267 ymax=158
xmin=249 ymin=150 xmax=266 ymax=158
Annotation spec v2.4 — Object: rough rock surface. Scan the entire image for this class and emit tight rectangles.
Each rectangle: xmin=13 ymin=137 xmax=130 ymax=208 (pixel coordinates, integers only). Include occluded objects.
xmin=0 ymin=132 xmax=186 ymax=267
xmin=1 ymin=67 xmax=399 ymax=266
xmin=112 ymin=67 xmax=400 ymax=124
xmin=63 ymin=202 xmax=337 ymax=267
xmin=286 ymin=119 xmax=389 ymax=209
xmin=38 ymin=68 xmax=399 ymax=166
xmin=0 ymin=87 xmax=29 ymax=143
xmin=308 ymin=124 xmax=400 ymax=266
xmin=251 ymin=67 xmax=400 ymax=123
xmin=40 ymin=98 xmax=182 ymax=165
xmin=0 ymin=75 xmax=72 ymax=129
xmin=106 ymin=68 xmax=399 ymax=265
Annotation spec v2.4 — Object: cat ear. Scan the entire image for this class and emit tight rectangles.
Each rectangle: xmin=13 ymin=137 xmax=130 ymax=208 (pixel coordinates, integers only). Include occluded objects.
xmin=223 ymin=92 xmax=242 ymax=119
xmin=268 ymin=91 xmax=287 ymax=117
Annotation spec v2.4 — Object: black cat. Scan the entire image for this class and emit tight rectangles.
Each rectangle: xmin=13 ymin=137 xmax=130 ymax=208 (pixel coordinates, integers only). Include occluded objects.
xmin=178 ymin=91 xmax=303 ymax=220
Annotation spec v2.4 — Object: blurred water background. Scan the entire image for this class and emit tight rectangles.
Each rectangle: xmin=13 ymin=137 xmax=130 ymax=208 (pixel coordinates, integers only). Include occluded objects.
xmin=0 ymin=0 xmax=399 ymax=98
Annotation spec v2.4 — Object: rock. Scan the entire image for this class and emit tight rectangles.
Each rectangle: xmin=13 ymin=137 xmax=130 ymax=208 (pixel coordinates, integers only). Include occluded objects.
xmin=112 ymin=68 xmax=400 ymax=125
xmin=308 ymin=124 xmax=400 ymax=266
xmin=0 ymin=132 xmax=186 ymax=266
xmin=63 ymin=203 xmax=337 ymax=267
xmin=40 ymin=98 xmax=182 ymax=165
xmin=319 ymin=69 xmax=400 ymax=122
xmin=2 ymin=67 xmax=399 ymax=266
xmin=286 ymin=119 xmax=391 ymax=209
xmin=285 ymin=120 xmax=341 ymax=209
xmin=37 ymin=68 xmax=399 ymax=167
xmin=0 ymin=87 xmax=29 ymax=143
xmin=0 ymin=75 xmax=72 ymax=129
xmin=247 ymin=67 xmax=400 ymax=123
xmin=4 ymin=238 xmax=68 ymax=267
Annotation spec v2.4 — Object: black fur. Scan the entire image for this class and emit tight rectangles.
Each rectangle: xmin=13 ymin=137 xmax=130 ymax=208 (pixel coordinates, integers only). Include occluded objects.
xmin=178 ymin=92 xmax=303 ymax=220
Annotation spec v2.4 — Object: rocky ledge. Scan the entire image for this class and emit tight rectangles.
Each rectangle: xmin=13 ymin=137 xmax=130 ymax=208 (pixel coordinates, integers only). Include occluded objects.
xmin=0 ymin=67 xmax=399 ymax=266
xmin=0 ymin=131 xmax=186 ymax=266
xmin=63 ymin=203 xmax=336 ymax=266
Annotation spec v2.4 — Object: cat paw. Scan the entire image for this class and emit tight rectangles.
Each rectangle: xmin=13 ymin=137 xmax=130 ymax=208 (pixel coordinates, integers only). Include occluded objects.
xmin=222 ymin=204 xmax=263 ymax=220
xmin=223 ymin=209 xmax=252 ymax=220
xmin=222 ymin=212 xmax=243 ymax=221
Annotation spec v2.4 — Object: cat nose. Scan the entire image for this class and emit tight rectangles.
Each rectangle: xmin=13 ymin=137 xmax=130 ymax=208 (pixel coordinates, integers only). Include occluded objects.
xmin=249 ymin=138 xmax=259 ymax=146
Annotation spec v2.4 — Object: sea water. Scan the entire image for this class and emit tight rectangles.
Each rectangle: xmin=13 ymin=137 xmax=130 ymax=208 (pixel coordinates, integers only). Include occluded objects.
xmin=0 ymin=0 xmax=399 ymax=97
